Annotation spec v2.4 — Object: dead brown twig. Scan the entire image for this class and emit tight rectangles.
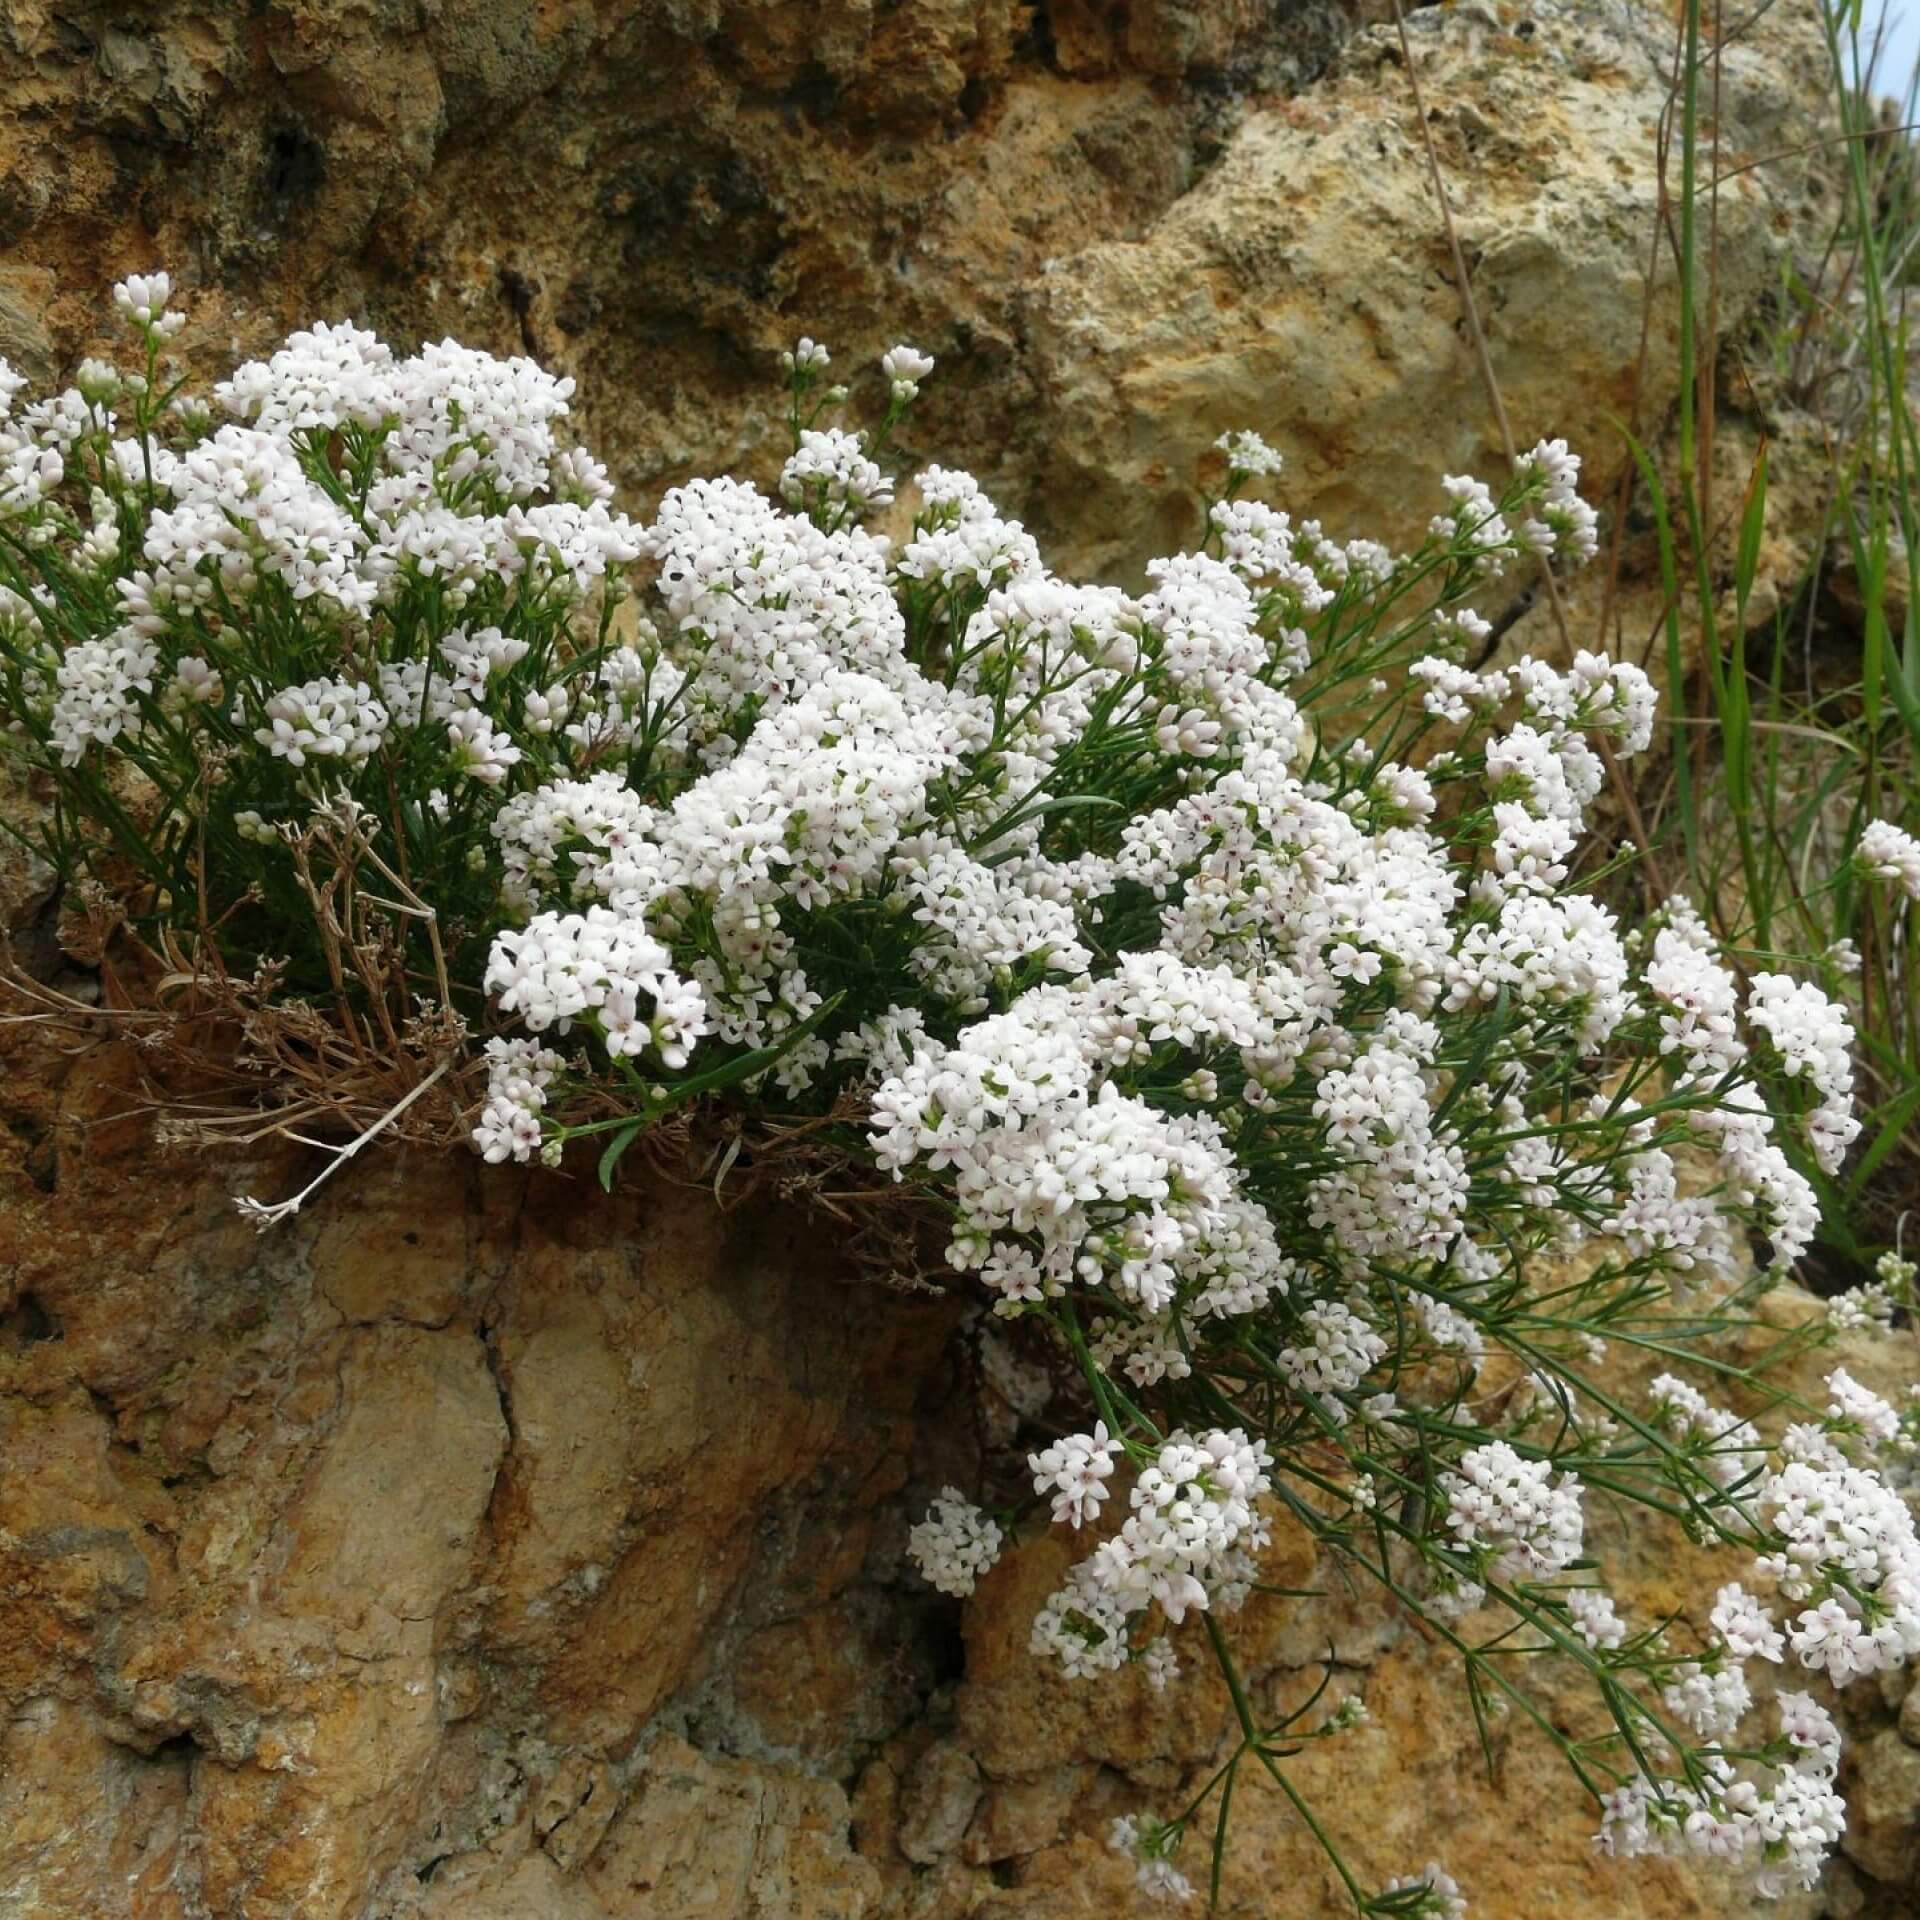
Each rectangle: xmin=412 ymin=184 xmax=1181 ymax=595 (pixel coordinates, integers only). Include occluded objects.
xmin=3 ymin=866 xmax=951 ymax=1280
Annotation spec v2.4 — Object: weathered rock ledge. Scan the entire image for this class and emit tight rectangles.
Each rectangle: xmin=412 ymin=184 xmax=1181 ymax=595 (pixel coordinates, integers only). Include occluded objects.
xmin=3 ymin=1033 xmax=1917 ymax=1919
xmin=4 ymin=4 xmax=1917 ymax=1916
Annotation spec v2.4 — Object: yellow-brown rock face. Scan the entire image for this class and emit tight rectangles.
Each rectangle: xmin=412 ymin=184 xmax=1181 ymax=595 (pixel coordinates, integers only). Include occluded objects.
xmin=3 ymin=4 xmax=1916 ymax=1917
xmin=0 ymin=1034 xmax=956 ymax=1919
xmin=4 ymin=1043 xmax=1918 ymax=1918
xmin=0 ymin=2 xmax=1827 ymax=575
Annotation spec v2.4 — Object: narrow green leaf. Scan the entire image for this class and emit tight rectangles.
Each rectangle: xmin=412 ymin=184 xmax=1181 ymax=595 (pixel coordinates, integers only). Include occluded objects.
xmin=1618 ymin=425 xmax=1697 ymax=878
xmin=1846 ymin=1080 xmax=1920 ymax=1201
xmin=1861 ymin=517 xmax=1888 ymax=732
xmin=1433 ymin=986 xmax=1509 ymax=1130
xmin=597 ymin=1119 xmax=646 ymax=1192
xmin=1733 ymin=449 xmax=1768 ymax=618
xmin=1904 ymin=576 xmax=1920 ymax=706
xmin=1886 ymin=640 xmax=1920 ymax=750
xmin=593 ymin=992 xmax=849 ymax=1191
xmin=966 ymin=791 xmax=1124 ymax=854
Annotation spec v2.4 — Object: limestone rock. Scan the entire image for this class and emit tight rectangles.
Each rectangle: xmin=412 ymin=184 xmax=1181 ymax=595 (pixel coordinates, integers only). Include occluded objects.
xmin=579 ymin=1736 xmax=881 ymax=1920
xmin=4 ymin=1059 xmax=1919 ymax=1920
xmin=1 ymin=5 xmax=1911 ymax=1918
xmin=897 ymin=1738 xmax=984 ymax=1865
xmin=0 ymin=1 xmax=1825 ymax=578
xmin=1022 ymin=1 xmax=1828 ymax=573
xmin=0 ymin=1025 xmax=955 ymax=1919
xmin=0 ymin=1697 xmax=192 ymax=1920
xmin=962 ymin=1762 xmax=1085 ymax=1866
xmin=414 ymin=1736 xmax=882 ymax=1919
xmin=1842 ymin=1729 xmax=1920 ymax=1886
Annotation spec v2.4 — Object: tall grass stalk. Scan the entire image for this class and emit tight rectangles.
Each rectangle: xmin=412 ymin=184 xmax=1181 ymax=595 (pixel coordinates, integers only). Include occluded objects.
xmin=1645 ymin=0 xmax=1920 ymax=1274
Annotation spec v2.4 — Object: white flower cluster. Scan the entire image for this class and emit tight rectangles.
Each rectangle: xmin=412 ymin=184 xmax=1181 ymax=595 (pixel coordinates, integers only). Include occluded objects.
xmin=1858 ymin=816 xmax=1920 ymax=899
xmin=1567 ymin=1587 xmax=1628 ymax=1651
xmin=880 ymin=343 xmax=935 ymax=404
xmin=1598 ymin=1691 xmax=1848 ymax=1896
xmin=1441 ymin=1441 xmax=1585 ymax=1583
xmin=781 ymin=427 xmax=893 ymax=519
xmin=484 ymin=905 xmax=710 ymax=1065
xmin=1827 ymin=1249 xmax=1915 ymax=1332
xmin=113 ymin=271 xmax=185 ymax=341
xmin=906 ymin=1487 xmax=1004 ymax=1598
xmin=1108 ymin=1814 xmax=1195 ymax=1905
xmin=472 ymin=1038 xmax=565 ymax=1166
xmin=49 ymin=634 xmax=157 ymax=764
xmin=1756 ymin=1447 xmax=1920 ymax=1682
xmin=1029 ymin=1420 xmax=1118 ymax=1528
xmin=5 ymin=282 xmax=1907 ymax=1919
xmin=1026 ymin=1427 xmax=1272 ymax=1681
xmin=1743 ymin=972 xmax=1859 ymax=1173
xmin=1381 ymin=1862 xmax=1468 ymax=1920
xmin=1593 ymin=1360 xmax=1920 ymax=1893
xmin=1650 ymin=1372 xmax=1767 ymax=1489
xmin=1512 ymin=436 xmax=1599 ymax=564
xmin=1640 ymin=910 xmax=1823 ymax=1268
xmin=253 ymin=676 xmax=390 ymax=769
xmin=5 ymin=276 xmax=645 ymax=836
xmin=1215 ymin=428 xmax=1285 ymax=478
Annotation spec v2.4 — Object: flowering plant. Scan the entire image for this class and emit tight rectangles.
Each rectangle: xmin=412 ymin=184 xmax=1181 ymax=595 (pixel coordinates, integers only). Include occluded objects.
xmin=3 ymin=277 xmax=1917 ymax=1911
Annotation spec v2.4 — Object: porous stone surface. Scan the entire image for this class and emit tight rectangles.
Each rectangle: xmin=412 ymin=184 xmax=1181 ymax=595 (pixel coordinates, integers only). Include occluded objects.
xmin=4 ymin=1019 xmax=1913 ymax=1920
xmin=0 ymin=0 xmax=1828 ymax=577
xmin=4 ymin=3 xmax=1915 ymax=1918
xmin=0 ymin=1030 xmax=957 ymax=1920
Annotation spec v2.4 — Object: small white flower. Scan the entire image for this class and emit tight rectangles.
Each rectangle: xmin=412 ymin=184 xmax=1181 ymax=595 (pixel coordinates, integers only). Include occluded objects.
xmin=1029 ymin=1421 xmax=1118 ymax=1529
xmin=1382 ymin=1861 xmax=1467 ymax=1920
xmin=1567 ymin=1588 xmax=1626 ymax=1650
xmin=1108 ymin=1815 xmax=1193 ymax=1904
xmin=1214 ymin=429 xmax=1285 ymax=478
xmin=1859 ymin=818 xmax=1920 ymax=899
xmin=113 ymin=270 xmax=185 ymax=338
xmin=880 ymin=342 xmax=935 ymax=400
xmin=907 ymin=1488 xmax=1002 ymax=1597
xmin=1138 ymin=1637 xmax=1180 ymax=1691
xmin=780 ymin=335 xmax=831 ymax=374
xmin=1441 ymin=1441 xmax=1584 ymax=1582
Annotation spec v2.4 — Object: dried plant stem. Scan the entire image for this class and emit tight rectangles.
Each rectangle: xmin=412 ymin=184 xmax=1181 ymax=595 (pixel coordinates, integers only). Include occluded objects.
xmin=233 ymin=1058 xmax=453 ymax=1228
